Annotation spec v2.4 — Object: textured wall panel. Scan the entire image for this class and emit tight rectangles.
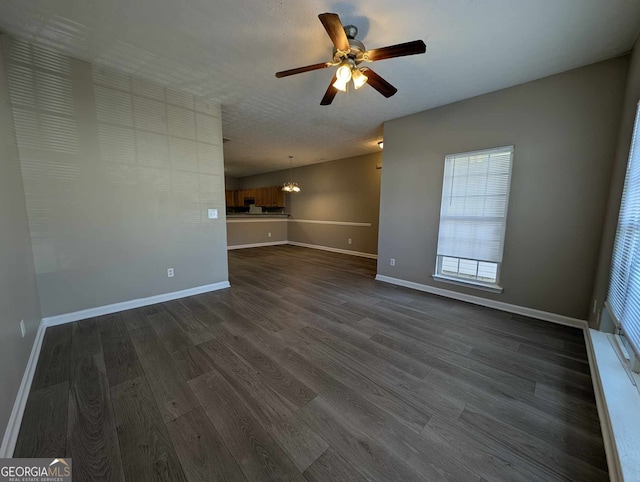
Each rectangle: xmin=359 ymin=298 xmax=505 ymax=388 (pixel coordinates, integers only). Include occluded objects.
xmin=6 ymin=64 xmax=35 ymax=107
xmin=167 ymin=88 xmax=194 ymax=109
xmin=197 ymin=142 xmax=224 ymax=175
xmin=195 ymin=112 xmax=221 ymax=143
xmin=132 ymin=77 xmax=165 ymax=101
xmin=169 ymin=137 xmax=198 ymax=172
xmin=136 ymin=131 xmax=169 ymax=168
xmin=133 ymin=96 xmax=167 ymax=134
xmin=167 ymin=105 xmax=196 ymax=140
xmin=92 ymin=65 xmax=130 ymax=91
xmin=3 ymin=35 xmax=228 ymax=318
xmin=97 ymin=124 xmax=136 ymax=163
xmin=0 ymin=37 xmax=42 ymax=451
xmin=34 ymin=71 xmax=74 ymax=115
xmin=94 ymin=85 xmax=133 ymax=126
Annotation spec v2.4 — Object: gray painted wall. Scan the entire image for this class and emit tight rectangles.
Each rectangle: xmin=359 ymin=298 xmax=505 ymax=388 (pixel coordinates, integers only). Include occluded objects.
xmin=239 ymin=152 xmax=382 ymax=255
xmin=591 ymin=40 xmax=640 ymax=328
xmin=3 ymin=37 xmax=229 ymax=318
xmin=236 ymin=169 xmax=286 ymax=189
xmin=225 ymin=175 xmax=239 ymax=190
xmin=0 ymin=40 xmax=42 ymax=446
xmin=378 ymin=57 xmax=628 ymax=320
xmin=227 ymin=220 xmax=287 ymax=246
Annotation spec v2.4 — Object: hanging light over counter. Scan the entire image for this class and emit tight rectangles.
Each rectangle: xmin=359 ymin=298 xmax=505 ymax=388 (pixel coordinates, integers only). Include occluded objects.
xmin=282 ymin=155 xmax=301 ymax=193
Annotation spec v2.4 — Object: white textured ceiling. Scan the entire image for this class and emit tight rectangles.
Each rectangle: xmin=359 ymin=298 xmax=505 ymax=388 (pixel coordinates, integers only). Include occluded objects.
xmin=0 ymin=1 xmax=639 ymax=177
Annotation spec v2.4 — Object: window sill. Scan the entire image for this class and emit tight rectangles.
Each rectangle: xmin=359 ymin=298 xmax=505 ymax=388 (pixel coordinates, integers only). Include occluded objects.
xmin=588 ymin=330 xmax=640 ymax=481
xmin=432 ymin=274 xmax=503 ymax=293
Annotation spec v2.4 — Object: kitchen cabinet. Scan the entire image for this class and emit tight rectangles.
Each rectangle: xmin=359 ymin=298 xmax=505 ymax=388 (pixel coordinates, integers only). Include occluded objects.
xmin=225 ymin=190 xmax=237 ymax=207
xmin=272 ymin=186 xmax=285 ymax=207
xmin=225 ymin=186 xmax=286 ymax=208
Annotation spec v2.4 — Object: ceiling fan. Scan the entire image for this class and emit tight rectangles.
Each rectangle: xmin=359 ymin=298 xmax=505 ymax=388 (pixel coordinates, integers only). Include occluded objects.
xmin=275 ymin=13 xmax=426 ymax=105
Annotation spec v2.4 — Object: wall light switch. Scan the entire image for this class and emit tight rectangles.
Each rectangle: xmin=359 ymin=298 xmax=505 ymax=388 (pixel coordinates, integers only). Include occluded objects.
xmin=208 ymin=209 xmax=218 ymax=219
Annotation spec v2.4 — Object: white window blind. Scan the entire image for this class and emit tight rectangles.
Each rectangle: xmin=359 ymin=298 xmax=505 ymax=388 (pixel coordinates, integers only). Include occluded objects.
xmin=436 ymin=146 xmax=513 ymax=263
xmin=608 ymin=103 xmax=640 ymax=356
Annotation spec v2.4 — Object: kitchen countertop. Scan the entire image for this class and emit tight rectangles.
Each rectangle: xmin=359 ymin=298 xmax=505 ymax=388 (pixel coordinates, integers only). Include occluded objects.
xmin=226 ymin=213 xmax=290 ymax=219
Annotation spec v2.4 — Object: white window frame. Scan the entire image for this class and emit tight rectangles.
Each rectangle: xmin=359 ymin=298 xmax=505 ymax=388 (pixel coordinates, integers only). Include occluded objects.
xmin=434 ymin=256 xmax=502 ymax=292
xmin=607 ymin=101 xmax=640 ymax=376
xmin=432 ymin=145 xmax=514 ymax=293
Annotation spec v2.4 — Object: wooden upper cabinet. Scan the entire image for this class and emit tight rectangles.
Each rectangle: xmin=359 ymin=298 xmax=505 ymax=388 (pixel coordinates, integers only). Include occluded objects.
xmin=226 ymin=186 xmax=285 ymax=208
xmin=274 ymin=186 xmax=285 ymax=207
xmin=264 ymin=187 xmax=273 ymax=207
xmin=225 ymin=190 xmax=235 ymax=207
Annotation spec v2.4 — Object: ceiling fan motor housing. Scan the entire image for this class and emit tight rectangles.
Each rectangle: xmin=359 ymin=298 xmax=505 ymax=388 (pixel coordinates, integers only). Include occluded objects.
xmin=333 ymin=25 xmax=365 ymax=64
xmin=344 ymin=24 xmax=358 ymax=39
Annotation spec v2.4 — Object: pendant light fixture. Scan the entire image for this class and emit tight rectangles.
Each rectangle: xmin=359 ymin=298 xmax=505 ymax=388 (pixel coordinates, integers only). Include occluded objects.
xmin=282 ymin=155 xmax=301 ymax=193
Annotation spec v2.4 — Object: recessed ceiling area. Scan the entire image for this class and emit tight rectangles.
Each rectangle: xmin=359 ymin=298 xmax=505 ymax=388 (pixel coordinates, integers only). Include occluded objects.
xmin=0 ymin=0 xmax=639 ymax=177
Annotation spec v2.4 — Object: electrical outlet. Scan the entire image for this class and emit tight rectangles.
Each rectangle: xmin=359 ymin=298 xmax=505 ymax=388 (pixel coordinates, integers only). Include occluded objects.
xmin=348 ymin=238 xmax=352 ymax=245
xmin=268 ymin=232 xmax=272 ymax=238
xmin=167 ymin=268 xmax=174 ymax=278
xmin=390 ymin=258 xmax=396 ymax=266
xmin=20 ymin=320 xmax=26 ymax=338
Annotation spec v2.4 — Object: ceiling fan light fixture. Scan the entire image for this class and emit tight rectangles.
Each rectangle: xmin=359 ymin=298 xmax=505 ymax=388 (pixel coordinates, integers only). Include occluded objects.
xmin=332 ymin=78 xmax=348 ymax=92
xmin=335 ymin=62 xmax=353 ymax=82
xmin=352 ymin=68 xmax=368 ymax=89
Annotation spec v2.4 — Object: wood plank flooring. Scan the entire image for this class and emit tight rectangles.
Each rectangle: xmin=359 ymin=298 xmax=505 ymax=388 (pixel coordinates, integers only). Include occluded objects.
xmin=14 ymin=245 xmax=608 ymax=481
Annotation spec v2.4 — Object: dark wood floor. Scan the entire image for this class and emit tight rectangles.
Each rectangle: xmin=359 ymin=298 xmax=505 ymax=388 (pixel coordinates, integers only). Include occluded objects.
xmin=14 ymin=245 xmax=608 ymax=481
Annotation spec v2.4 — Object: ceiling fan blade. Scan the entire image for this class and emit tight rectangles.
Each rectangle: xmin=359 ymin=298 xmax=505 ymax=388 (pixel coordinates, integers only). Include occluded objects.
xmin=320 ymin=74 xmax=339 ymax=105
xmin=276 ymin=62 xmax=331 ymax=78
xmin=362 ymin=68 xmax=397 ymax=98
xmin=318 ymin=13 xmax=350 ymax=52
xmin=365 ymin=40 xmax=426 ymax=62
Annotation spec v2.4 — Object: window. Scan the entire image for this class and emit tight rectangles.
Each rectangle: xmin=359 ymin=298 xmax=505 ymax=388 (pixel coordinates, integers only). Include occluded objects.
xmin=434 ymin=146 xmax=513 ymax=291
xmin=608 ymin=102 xmax=640 ymax=364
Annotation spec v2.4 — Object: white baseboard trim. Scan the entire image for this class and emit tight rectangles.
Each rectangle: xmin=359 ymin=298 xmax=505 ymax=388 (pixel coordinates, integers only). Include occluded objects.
xmin=0 ymin=319 xmax=46 ymax=458
xmin=375 ymin=274 xmax=588 ymax=329
xmin=42 ymin=281 xmax=231 ymax=327
xmin=227 ymin=241 xmax=288 ymax=250
xmin=583 ymin=329 xmax=623 ymax=482
xmin=287 ymin=241 xmax=378 ymax=259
